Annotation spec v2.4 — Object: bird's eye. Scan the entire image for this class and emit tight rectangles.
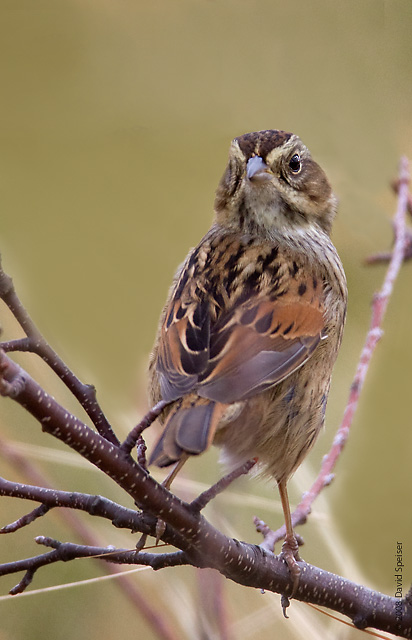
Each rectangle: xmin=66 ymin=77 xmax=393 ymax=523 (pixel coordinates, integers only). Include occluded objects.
xmin=288 ymin=154 xmax=301 ymax=173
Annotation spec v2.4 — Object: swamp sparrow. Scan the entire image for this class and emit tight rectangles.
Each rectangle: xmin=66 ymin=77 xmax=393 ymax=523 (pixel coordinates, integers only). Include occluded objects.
xmin=148 ymin=129 xmax=347 ymax=592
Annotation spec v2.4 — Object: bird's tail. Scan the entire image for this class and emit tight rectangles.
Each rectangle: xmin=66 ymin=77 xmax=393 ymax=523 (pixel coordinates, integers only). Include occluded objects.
xmin=149 ymin=395 xmax=228 ymax=467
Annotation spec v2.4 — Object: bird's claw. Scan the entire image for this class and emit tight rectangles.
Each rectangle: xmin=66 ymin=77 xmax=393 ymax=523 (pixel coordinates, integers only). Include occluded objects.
xmin=280 ymin=533 xmax=301 ymax=599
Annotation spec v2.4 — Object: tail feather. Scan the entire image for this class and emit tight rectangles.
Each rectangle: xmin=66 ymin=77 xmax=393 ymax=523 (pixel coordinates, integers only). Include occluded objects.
xmin=150 ymin=397 xmax=227 ymax=467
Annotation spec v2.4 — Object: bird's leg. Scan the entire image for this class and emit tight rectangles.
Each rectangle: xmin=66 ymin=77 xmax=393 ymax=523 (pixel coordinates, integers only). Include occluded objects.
xmin=155 ymin=454 xmax=189 ymax=541
xmin=162 ymin=454 xmax=189 ymax=490
xmin=278 ymin=479 xmax=301 ymax=598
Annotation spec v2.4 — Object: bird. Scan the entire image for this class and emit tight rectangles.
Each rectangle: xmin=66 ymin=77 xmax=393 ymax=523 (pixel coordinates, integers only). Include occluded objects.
xmin=148 ymin=129 xmax=347 ymax=594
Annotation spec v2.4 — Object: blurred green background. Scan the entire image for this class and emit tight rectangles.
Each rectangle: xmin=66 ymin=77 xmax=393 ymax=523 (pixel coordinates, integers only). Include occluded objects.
xmin=0 ymin=1 xmax=411 ymax=639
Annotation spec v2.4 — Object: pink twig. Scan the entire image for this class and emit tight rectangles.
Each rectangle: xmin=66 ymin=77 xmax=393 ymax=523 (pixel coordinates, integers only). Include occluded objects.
xmin=258 ymin=157 xmax=410 ymax=547
xmin=392 ymin=178 xmax=412 ymax=217
xmin=294 ymin=156 xmax=410 ymax=520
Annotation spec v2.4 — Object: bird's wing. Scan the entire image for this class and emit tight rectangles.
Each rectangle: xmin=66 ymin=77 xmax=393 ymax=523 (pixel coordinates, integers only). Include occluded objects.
xmin=156 ymin=271 xmax=325 ymax=404
xmin=157 ymin=296 xmax=211 ymax=402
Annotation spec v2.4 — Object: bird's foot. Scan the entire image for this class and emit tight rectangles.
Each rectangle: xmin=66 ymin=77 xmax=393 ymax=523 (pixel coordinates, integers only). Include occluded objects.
xmin=280 ymin=532 xmax=302 ymax=601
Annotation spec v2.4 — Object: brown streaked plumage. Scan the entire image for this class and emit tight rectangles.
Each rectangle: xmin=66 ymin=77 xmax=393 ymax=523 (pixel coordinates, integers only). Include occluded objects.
xmin=148 ymin=129 xmax=347 ymax=594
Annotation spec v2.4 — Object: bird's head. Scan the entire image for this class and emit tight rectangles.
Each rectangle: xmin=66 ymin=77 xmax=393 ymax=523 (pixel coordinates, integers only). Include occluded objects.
xmin=214 ymin=130 xmax=337 ymax=237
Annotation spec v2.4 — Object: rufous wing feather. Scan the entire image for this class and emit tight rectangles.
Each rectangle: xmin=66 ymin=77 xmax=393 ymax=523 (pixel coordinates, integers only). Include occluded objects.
xmin=156 ymin=273 xmax=325 ymax=404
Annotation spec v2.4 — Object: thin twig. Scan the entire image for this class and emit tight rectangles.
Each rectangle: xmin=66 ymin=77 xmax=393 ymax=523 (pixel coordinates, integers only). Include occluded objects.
xmin=0 ymin=504 xmax=50 ymax=533
xmin=1 ymin=538 xmax=188 ymax=595
xmin=0 ymin=259 xmax=119 ymax=445
xmin=190 ymin=459 xmax=256 ymax=512
xmin=366 ymin=171 xmax=412 ymax=265
xmin=120 ymin=399 xmax=171 ymax=454
xmin=136 ymin=435 xmax=148 ymax=470
xmin=365 ymin=234 xmax=412 ymax=265
xmin=392 ymin=178 xmax=412 ymax=217
xmin=0 ymin=476 xmax=145 ymax=533
xmin=34 ymin=537 xmax=189 ymax=570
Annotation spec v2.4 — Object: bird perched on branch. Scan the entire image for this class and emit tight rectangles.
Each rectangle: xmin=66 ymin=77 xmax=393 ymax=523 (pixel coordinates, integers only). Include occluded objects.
xmin=148 ymin=129 xmax=347 ymax=594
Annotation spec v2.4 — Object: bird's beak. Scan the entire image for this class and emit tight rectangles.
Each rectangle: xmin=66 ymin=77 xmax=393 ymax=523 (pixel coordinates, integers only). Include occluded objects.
xmin=246 ymin=156 xmax=272 ymax=181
